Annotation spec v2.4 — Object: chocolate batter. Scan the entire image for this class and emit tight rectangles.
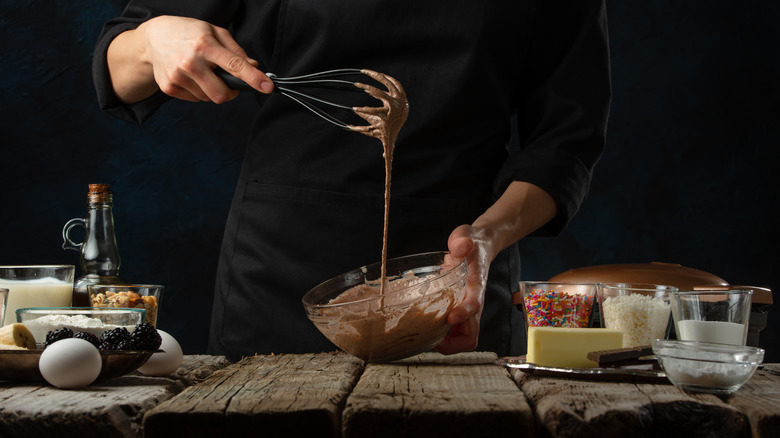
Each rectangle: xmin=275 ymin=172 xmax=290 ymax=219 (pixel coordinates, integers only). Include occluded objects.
xmin=319 ymin=71 xmax=462 ymax=361
xmin=322 ymin=270 xmax=462 ymax=362
xmin=347 ymin=70 xmax=409 ymax=297
xmin=291 ymin=70 xmax=456 ymax=362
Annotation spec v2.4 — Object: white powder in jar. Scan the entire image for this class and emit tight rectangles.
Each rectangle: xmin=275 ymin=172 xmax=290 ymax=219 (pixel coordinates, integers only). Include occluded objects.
xmin=602 ymin=294 xmax=671 ymax=347
xmin=22 ymin=314 xmax=135 ymax=346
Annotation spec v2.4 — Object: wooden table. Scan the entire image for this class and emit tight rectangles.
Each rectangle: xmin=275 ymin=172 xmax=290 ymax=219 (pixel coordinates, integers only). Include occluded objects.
xmin=1 ymin=353 xmax=778 ymax=438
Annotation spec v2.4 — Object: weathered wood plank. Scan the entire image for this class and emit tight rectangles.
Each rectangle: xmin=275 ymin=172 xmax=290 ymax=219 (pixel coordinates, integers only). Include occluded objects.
xmin=0 ymin=375 xmax=182 ymax=437
xmin=514 ymin=369 xmax=748 ymax=438
xmin=143 ymin=352 xmax=365 ymax=438
xmin=724 ymin=365 xmax=780 ymax=438
xmin=342 ymin=352 xmax=534 ymax=438
xmin=170 ymin=354 xmax=232 ymax=386
xmin=636 ymin=383 xmax=748 ymax=437
xmin=0 ymin=355 xmax=229 ymax=438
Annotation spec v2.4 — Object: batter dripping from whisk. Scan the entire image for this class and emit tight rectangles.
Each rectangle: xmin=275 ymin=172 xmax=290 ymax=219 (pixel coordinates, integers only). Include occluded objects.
xmin=347 ymin=70 xmax=409 ymax=299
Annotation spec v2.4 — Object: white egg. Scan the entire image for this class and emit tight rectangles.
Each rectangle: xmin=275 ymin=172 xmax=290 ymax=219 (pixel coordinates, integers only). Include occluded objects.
xmin=138 ymin=330 xmax=183 ymax=376
xmin=39 ymin=338 xmax=102 ymax=389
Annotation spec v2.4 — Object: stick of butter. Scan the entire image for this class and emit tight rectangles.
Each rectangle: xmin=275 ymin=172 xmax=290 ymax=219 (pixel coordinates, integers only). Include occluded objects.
xmin=526 ymin=326 xmax=623 ymax=368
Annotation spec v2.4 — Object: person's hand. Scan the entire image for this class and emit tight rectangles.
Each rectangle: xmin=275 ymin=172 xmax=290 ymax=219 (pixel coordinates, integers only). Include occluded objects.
xmin=134 ymin=15 xmax=273 ymax=103
xmin=434 ymin=224 xmax=496 ymax=354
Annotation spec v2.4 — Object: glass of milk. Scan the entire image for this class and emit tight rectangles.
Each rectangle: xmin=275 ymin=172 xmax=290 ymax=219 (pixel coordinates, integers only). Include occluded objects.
xmin=670 ymin=289 xmax=752 ymax=346
xmin=0 ymin=265 xmax=75 ymax=326
xmin=0 ymin=288 xmax=8 ymax=326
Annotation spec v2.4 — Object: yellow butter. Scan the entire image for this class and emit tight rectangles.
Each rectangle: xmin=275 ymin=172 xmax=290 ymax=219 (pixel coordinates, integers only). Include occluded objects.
xmin=526 ymin=326 xmax=623 ymax=368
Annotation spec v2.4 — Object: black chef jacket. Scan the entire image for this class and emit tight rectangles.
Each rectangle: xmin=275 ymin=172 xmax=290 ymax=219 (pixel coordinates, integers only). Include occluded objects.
xmin=93 ymin=0 xmax=611 ymax=361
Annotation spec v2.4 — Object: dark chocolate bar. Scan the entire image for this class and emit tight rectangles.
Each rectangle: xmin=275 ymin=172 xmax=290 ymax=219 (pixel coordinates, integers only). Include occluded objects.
xmin=588 ymin=345 xmax=655 ymax=367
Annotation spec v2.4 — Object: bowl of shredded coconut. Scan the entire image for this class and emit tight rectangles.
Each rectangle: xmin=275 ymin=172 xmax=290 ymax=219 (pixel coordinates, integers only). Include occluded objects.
xmin=653 ymin=339 xmax=764 ymax=394
xmin=303 ymin=252 xmax=467 ymax=363
xmin=598 ymin=283 xmax=677 ymax=348
xmin=17 ymin=307 xmax=145 ymax=348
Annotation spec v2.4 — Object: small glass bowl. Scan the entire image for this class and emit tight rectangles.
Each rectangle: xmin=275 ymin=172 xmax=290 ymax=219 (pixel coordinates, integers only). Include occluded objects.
xmin=598 ymin=283 xmax=677 ymax=348
xmin=652 ymin=339 xmax=764 ymax=394
xmin=17 ymin=307 xmax=146 ymax=348
xmin=518 ymin=282 xmax=598 ymax=330
xmin=303 ymin=252 xmax=467 ymax=363
xmin=88 ymin=284 xmax=162 ymax=326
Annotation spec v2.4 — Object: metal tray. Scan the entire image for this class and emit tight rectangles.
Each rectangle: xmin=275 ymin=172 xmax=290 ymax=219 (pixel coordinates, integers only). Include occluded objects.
xmin=497 ymin=356 xmax=669 ymax=383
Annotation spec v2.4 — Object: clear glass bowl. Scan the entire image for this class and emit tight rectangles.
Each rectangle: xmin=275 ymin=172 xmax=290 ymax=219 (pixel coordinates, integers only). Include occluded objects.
xmin=518 ymin=282 xmax=598 ymax=330
xmin=652 ymin=339 xmax=764 ymax=394
xmin=598 ymin=283 xmax=677 ymax=347
xmin=88 ymin=284 xmax=162 ymax=326
xmin=16 ymin=307 xmax=146 ymax=348
xmin=302 ymin=252 xmax=467 ymax=363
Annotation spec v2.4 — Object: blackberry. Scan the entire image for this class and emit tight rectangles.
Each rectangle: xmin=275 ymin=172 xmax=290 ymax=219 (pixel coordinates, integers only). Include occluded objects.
xmin=73 ymin=331 xmax=101 ymax=349
xmin=129 ymin=323 xmax=162 ymax=351
xmin=115 ymin=340 xmax=133 ymax=351
xmin=45 ymin=327 xmax=73 ymax=347
xmin=99 ymin=327 xmax=131 ymax=351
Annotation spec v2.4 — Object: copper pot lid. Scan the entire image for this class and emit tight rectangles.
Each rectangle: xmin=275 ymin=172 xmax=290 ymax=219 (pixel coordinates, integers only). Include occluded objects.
xmin=543 ymin=262 xmax=772 ymax=305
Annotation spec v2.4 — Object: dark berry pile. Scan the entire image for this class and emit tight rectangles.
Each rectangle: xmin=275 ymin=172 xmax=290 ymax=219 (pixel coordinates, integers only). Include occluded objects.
xmin=44 ymin=323 xmax=162 ymax=351
xmin=73 ymin=331 xmax=101 ymax=349
xmin=45 ymin=327 xmax=74 ymax=347
xmin=99 ymin=327 xmax=131 ymax=351
xmin=129 ymin=323 xmax=162 ymax=351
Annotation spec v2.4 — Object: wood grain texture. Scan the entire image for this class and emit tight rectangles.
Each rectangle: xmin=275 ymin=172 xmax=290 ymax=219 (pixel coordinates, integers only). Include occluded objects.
xmin=143 ymin=352 xmax=364 ymax=438
xmin=513 ymin=369 xmax=748 ymax=438
xmin=0 ymin=375 xmax=182 ymax=437
xmin=725 ymin=364 xmax=780 ymax=438
xmin=342 ymin=352 xmax=534 ymax=438
xmin=169 ymin=354 xmax=232 ymax=386
xmin=0 ymin=355 xmax=229 ymax=438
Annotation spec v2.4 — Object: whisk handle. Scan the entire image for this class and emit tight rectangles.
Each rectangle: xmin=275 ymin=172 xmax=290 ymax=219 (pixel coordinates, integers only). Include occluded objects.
xmin=215 ymin=68 xmax=259 ymax=92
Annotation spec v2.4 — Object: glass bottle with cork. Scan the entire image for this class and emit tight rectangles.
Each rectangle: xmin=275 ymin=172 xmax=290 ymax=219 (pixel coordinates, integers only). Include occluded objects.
xmin=62 ymin=184 xmax=129 ymax=306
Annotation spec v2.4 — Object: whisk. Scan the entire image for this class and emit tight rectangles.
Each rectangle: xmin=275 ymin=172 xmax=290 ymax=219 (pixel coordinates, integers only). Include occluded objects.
xmin=216 ymin=68 xmax=376 ymax=129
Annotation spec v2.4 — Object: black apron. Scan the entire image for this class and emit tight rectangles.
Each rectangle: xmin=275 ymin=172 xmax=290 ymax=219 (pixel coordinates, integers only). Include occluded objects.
xmin=93 ymin=0 xmax=610 ymax=362
xmin=206 ymin=0 xmax=529 ymax=360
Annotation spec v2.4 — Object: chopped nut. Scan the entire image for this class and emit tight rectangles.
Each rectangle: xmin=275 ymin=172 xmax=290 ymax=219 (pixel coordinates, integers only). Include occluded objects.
xmin=90 ymin=289 xmax=160 ymax=325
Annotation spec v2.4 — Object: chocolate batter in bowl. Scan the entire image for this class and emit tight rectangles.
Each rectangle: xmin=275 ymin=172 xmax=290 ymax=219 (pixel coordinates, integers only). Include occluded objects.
xmin=302 ymin=252 xmax=467 ymax=362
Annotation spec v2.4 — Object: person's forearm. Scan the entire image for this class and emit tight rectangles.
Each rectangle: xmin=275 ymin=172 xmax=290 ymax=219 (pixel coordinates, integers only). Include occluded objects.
xmin=471 ymin=181 xmax=558 ymax=261
xmin=106 ymin=26 xmax=158 ymax=103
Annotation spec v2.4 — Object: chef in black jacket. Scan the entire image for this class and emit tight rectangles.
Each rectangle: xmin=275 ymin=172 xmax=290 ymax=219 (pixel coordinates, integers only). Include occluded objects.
xmin=93 ymin=0 xmax=611 ymax=361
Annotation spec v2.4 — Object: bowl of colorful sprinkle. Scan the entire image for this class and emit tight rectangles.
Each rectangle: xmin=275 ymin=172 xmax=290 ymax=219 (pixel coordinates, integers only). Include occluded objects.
xmin=516 ymin=282 xmax=598 ymax=330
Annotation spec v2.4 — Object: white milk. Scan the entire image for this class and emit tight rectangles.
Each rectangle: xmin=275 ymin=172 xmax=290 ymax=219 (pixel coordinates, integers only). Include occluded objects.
xmin=0 ymin=278 xmax=73 ymax=325
xmin=676 ymin=320 xmax=746 ymax=346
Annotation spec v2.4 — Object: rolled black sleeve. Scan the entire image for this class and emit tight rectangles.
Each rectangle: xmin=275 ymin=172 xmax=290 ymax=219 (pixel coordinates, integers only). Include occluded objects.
xmin=497 ymin=0 xmax=611 ymax=235
xmin=91 ymin=1 xmax=239 ymax=125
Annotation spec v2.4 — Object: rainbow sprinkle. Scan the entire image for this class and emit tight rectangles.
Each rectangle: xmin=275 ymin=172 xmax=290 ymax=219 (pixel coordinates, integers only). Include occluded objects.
xmin=523 ymin=289 xmax=594 ymax=328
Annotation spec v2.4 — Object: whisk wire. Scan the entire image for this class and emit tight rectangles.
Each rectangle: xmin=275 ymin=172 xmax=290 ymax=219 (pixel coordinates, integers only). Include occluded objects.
xmin=217 ymin=68 xmax=377 ymax=129
xmin=277 ymin=89 xmax=350 ymax=129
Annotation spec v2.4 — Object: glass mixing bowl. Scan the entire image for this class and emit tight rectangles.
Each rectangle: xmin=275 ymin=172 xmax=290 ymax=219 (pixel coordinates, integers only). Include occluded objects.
xmin=302 ymin=252 xmax=467 ymax=363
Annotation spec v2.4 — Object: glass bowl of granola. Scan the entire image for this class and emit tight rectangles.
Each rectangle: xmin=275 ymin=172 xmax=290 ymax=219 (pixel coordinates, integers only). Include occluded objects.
xmin=88 ymin=284 xmax=162 ymax=326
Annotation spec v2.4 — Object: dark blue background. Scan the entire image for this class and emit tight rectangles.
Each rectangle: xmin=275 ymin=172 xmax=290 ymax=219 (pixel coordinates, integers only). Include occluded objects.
xmin=1 ymin=1 xmax=777 ymax=361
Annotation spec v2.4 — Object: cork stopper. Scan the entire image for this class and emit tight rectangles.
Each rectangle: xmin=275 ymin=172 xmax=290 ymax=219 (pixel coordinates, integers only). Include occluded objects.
xmin=87 ymin=184 xmax=112 ymax=203
xmin=88 ymin=184 xmax=111 ymax=195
